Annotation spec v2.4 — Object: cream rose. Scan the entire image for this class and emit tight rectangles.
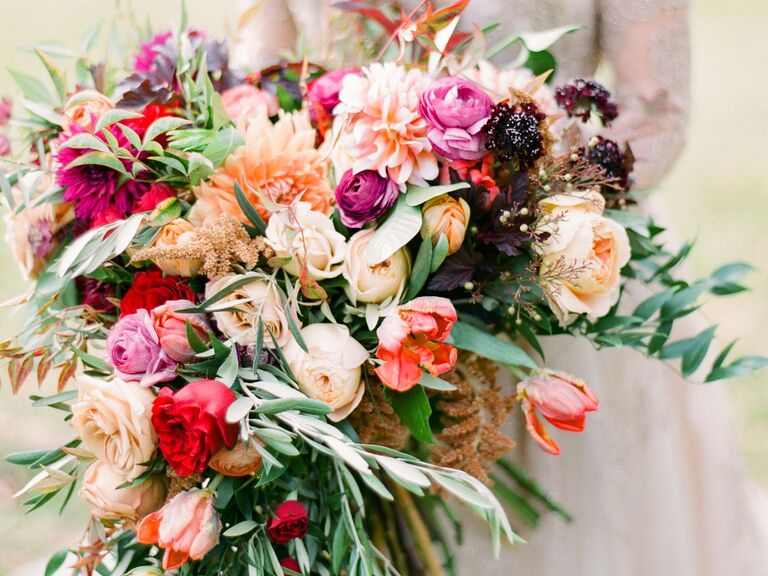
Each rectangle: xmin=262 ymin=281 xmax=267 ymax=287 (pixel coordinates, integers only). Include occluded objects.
xmin=71 ymin=375 xmax=158 ymax=480
xmin=79 ymin=461 xmax=166 ymax=524
xmin=266 ymin=201 xmax=346 ymax=281
xmin=536 ymin=190 xmax=630 ymax=325
xmin=284 ymin=324 xmax=369 ymax=422
xmin=343 ymin=229 xmax=411 ymax=306
xmin=148 ymin=218 xmax=201 ymax=277
xmin=205 ymin=274 xmax=294 ymax=348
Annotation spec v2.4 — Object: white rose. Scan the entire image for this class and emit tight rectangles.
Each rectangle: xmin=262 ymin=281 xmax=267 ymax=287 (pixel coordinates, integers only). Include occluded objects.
xmin=284 ymin=324 xmax=369 ymax=422
xmin=343 ymin=229 xmax=411 ymax=306
xmin=205 ymin=274 xmax=294 ymax=348
xmin=79 ymin=460 xmax=166 ymax=524
xmin=266 ymin=201 xmax=346 ymax=281
xmin=71 ymin=375 xmax=157 ymax=480
xmin=536 ymin=190 xmax=630 ymax=325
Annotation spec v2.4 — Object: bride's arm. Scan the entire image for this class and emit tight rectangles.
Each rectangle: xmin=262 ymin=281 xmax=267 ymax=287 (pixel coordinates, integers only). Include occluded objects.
xmin=599 ymin=0 xmax=691 ymax=189
xmin=231 ymin=0 xmax=299 ymax=71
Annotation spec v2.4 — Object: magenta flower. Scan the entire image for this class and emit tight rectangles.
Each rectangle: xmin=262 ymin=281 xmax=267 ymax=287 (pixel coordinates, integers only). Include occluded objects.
xmin=334 ymin=169 xmax=399 ymax=228
xmin=106 ymin=309 xmax=176 ymax=387
xmin=307 ymin=67 xmax=360 ymax=117
xmin=0 ymin=98 xmax=11 ymax=126
xmin=55 ymin=125 xmax=149 ymax=223
xmin=133 ymin=31 xmax=173 ymax=74
xmin=418 ymin=77 xmax=493 ymax=161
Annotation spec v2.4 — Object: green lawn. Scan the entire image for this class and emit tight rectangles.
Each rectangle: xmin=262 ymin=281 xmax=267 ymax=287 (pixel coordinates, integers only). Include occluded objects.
xmin=0 ymin=0 xmax=765 ymax=573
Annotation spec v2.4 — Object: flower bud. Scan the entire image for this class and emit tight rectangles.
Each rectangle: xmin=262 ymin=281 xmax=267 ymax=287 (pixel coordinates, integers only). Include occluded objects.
xmin=209 ymin=437 xmax=264 ymax=477
xmin=420 ymin=195 xmax=470 ymax=255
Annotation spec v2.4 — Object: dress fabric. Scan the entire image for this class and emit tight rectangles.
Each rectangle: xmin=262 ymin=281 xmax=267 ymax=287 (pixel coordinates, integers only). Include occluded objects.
xmin=232 ymin=2 xmax=768 ymax=575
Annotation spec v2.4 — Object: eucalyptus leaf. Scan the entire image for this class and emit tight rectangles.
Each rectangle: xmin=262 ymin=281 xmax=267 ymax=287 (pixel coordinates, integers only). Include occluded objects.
xmin=405 ymin=182 xmax=469 ymax=206
xmin=365 ymin=195 xmax=421 ymax=265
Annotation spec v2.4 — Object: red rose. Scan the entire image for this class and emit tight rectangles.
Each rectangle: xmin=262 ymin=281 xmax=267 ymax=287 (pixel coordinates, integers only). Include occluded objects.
xmin=151 ymin=379 xmax=239 ymax=476
xmin=267 ymin=501 xmax=309 ymax=544
xmin=280 ymin=558 xmax=301 ymax=573
xmin=120 ymin=269 xmax=195 ymax=317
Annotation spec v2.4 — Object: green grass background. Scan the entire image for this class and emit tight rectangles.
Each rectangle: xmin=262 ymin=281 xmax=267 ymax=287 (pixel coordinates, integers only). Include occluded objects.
xmin=0 ymin=0 xmax=765 ymax=573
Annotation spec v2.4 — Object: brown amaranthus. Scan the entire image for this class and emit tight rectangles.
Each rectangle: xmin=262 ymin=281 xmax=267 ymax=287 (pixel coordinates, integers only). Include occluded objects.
xmin=132 ymin=214 xmax=274 ymax=278
xmin=430 ymin=353 xmax=517 ymax=485
xmin=348 ymin=379 xmax=410 ymax=451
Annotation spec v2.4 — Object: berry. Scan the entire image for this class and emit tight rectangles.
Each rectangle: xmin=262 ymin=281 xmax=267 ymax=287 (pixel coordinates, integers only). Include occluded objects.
xmin=555 ymin=78 xmax=618 ymax=126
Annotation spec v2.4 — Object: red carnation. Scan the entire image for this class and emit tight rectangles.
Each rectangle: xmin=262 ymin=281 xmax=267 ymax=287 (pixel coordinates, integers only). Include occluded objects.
xmin=267 ymin=501 xmax=309 ymax=544
xmin=120 ymin=269 xmax=195 ymax=317
xmin=133 ymin=183 xmax=176 ymax=213
xmin=151 ymin=379 xmax=239 ymax=476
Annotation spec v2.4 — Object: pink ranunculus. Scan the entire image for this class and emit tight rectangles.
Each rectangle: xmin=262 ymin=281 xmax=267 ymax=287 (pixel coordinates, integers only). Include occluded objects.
xmin=137 ymin=488 xmax=221 ymax=571
xmin=221 ymin=84 xmax=279 ymax=119
xmin=151 ymin=300 xmax=209 ymax=363
xmin=106 ymin=309 xmax=176 ymax=387
xmin=375 ymin=297 xmax=458 ymax=392
xmin=418 ymin=77 xmax=494 ymax=161
xmin=517 ymin=371 xmax=599 ymax=455
xmin=307 ymin=67 xmax=360 ymax=116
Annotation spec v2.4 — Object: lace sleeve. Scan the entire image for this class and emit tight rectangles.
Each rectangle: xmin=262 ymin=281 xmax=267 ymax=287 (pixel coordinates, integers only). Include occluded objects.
xmin=598 ymin=0 xmax=690 ymax=190
xmin=231 ymin=0 xmax=298 ymax=71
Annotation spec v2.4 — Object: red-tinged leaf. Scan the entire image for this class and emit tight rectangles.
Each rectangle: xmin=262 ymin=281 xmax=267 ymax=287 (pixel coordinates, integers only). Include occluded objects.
xmin=10 ymin=356 xmax=33 ymax=394
xmin=425 ymin=0 xmax=470 ymax=29
xmin=331 ymin=2 xmax=401 ymax=34
xmin=299 ymin=267 xmax=327 ymax=301
xmin=57 ymin=359 xmax=77 ymax=392
xmin=37 ymin=355 xmax=52 ymax=387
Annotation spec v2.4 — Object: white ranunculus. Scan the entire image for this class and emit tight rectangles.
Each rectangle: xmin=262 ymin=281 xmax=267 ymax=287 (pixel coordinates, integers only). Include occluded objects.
xmin=79 ymin=460 xmax=166 ymax=524
xmin=265 ymin=201 xmax=346 ymax=281
xmin=71 ymin=375 xmax=158 ymax=480
xmin=284 ymin=324 xmax=369 ymax=422
xmin=536 ymin=190 xmax=630 ymax=326
xmin=343 ymin=229 xmax=411 ymax=306
xmin=205 ymin=274 xmax=294 ymax=348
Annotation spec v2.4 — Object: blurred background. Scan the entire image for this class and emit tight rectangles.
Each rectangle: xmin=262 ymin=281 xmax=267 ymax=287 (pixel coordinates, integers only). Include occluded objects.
xmin=0 ymin=0 xmax=766 ymax=573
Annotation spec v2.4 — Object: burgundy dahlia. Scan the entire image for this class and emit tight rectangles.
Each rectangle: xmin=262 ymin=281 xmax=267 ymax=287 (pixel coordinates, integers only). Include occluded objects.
xmin=55 ymin=125 xmax=149 ymax=223
xmin=483 ymin=101 xmax=547 ymax=170
xmin=555 ymin=78 xmax=618 ymax=126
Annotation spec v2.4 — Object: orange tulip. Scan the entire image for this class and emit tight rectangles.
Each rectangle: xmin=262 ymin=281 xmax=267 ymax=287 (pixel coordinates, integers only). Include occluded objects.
xmin=137 ymin=488 xmax=221 ymax=571
xmin=517 ymin=371 xmax=599 ymax=455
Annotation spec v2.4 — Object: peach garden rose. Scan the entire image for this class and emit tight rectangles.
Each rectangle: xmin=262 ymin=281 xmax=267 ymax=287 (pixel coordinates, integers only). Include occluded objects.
xmin=536 ymin=190 xmax=631 ymax=326
xmin=343 ymin=228 xmax=411 ymax=307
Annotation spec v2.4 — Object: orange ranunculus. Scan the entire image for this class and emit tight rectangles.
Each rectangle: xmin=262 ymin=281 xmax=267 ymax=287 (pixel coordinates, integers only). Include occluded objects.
xmin=517 ymin=371 xmax=599 ymax=455
xmin=137 ymin=488 xmax=221 ymax=571
xmin=374 ymin=296 xmax=458 ymax=392
xmin=63 ymin=90 xmax=114 ymax=132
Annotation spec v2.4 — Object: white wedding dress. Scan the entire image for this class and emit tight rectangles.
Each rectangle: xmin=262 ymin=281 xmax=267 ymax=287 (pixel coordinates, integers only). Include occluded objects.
xmin=232 ymin=2 xmax=768 ymax=575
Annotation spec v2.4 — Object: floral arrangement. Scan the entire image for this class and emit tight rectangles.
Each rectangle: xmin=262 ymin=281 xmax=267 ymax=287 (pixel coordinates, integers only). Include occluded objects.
xmin=1 ymin=3 xmax=764 ymax=575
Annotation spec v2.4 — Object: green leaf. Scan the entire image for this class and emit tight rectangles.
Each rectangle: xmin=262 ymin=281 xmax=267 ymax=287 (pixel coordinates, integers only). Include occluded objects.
xmin=142 ymin=116 xmax=191 ymax=146
xmin=389 ymin=386 xmax=434 ymax=443
xmin=5 ymin=449 xmax=51 ymax=466
xmin=706 ymin=355 xmax=768 ymax=382
xmin=234 ymin=181 xmax=267 ymax=235
xmin=94 ymin=109 xmax=143 ymax=133
xmin=660 ymin=326 xmax=717 ymax=377
xmin=216 ymin=346 xmax=240 ymax=387
xmin=223 ymin=520 xmax=259 ymax=538
xmin=488 ymin=24 xmax=581 ymax=60
xmin=58 ymin=133 xmax=111 ymax=155
xmin=72 ymin=348 xmax=111 ymax=373
xmin=430 ymin=234 xmax=450 ymax=273
xmin=203 ymin=126 xmax=243 ymax=167
xmin=405 ymin=182 xmax=469 ymax=206
xmin=405 ymin=238 xmax=433 ymax=301
xmin=33 ymin=48 xmax=67 ymax=103
xmin=365 ymin=195 xmax=422 ymax=265
xmin=9 ymin=69 xmax=52 ymax=104
xmin=418 ymin=372 xmax=456 ymax=391
xmin=447 ymin=320 xmax=537 ymax=369
xmin=186 ymin=322 xmax=208 ymax=353
xmin=31 ymin=389 xmax=78 ymax=407
xmin=44 ymin=549 xmax=68 ymax=576
xmin=64 ymin=151 xmax=130 ymax=177
xmin=524 ymin=49 xmax=557 ymax=77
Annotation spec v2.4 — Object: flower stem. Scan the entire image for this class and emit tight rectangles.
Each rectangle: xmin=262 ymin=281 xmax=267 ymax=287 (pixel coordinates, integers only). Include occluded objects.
xmin=207 ymin=473 xmax=225 ymax=493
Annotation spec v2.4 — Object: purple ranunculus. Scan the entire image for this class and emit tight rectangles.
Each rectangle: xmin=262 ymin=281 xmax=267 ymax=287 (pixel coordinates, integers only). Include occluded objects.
xmin=106 ymin=309 xmax=176 ymax=387
xmin=418 ymin=77 xmax=494 ymax=161
xmin=307 ymin=68 xmax=360 ymax=116
xmin=335 ymin=169 xmax=399 ymax=228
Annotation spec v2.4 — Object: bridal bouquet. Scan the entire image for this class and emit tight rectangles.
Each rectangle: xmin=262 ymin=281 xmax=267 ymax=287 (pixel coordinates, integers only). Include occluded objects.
xmin=2 ymin=3 xmax=763 ymax=575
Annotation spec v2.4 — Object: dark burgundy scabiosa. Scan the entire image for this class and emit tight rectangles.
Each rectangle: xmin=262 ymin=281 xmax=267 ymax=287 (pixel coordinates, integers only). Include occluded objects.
xmin=76 ymin=277 xmax=117 ymax=315
xmin=586 ymin=136 xmax=630 ymax=189
xmin=55 ymin=125 xmax=150 ymax=223
xmin=483 ymin=101 xmax=547 ymax=170
xmin=555 ymin=78 xmax=618 ymax=126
